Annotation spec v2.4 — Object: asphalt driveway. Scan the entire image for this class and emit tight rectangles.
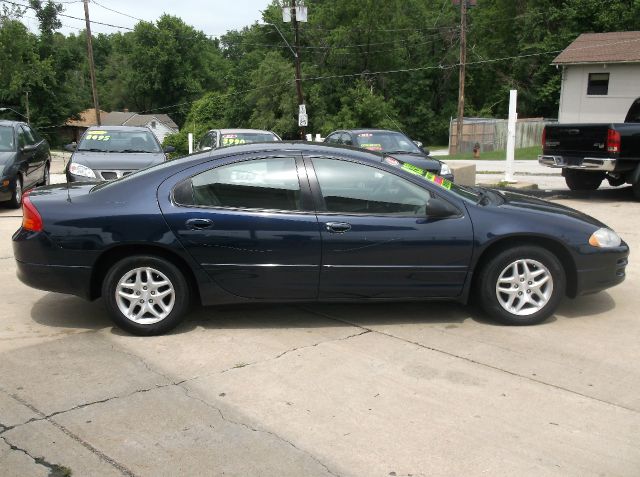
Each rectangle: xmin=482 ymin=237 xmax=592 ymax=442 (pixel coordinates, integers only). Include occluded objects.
xmin=1 ymin=189 xmax=639 ymax=476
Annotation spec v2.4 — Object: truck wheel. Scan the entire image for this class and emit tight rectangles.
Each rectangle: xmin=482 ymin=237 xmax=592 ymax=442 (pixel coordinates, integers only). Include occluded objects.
xmin=564 ymin=170 xmax=604 ymax=191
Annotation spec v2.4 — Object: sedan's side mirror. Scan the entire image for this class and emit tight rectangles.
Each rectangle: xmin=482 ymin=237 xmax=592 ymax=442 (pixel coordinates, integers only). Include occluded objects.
xmin=64 ymin=143 xmax=77 ymax=152
xmin=163 ymin=145 xmax=176 ymax=153
xmin=425 ymin=197 xmax=459 ymax=219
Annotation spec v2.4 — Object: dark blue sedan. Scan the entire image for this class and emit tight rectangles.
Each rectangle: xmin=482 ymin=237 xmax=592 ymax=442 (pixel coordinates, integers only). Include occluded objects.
xmin=13 ymin=143 xmax=629 ymax=335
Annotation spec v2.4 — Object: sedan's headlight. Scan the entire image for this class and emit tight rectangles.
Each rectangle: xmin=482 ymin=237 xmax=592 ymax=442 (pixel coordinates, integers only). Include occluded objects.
xmin=589 ymin=228 xmax=621 ymax=248
xmin=69 ymin=162 xmax=96 ymax=178
xmin=440 ymin=163 xmax=452 ymax=176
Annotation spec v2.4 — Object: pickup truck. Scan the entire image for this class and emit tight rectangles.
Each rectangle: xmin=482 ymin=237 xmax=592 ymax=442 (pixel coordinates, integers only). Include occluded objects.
xmin=539 ymin=98 xmax=640 ymax=198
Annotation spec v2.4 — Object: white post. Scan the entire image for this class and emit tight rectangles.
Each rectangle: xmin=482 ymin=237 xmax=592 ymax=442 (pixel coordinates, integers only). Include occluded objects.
xmin=188 ymin=133 xmax=193 ymax=155
xmin=504 ymin=89 xmax=518 ymax=183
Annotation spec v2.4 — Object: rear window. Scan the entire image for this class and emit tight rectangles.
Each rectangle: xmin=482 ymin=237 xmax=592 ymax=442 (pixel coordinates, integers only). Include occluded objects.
xmin=78 ymin=129 xmax=161 ymax=154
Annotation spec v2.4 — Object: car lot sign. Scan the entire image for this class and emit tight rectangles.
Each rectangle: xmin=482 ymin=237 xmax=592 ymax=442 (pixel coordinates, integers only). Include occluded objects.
xmin=298 ymin=112 xmax=308 ymax=127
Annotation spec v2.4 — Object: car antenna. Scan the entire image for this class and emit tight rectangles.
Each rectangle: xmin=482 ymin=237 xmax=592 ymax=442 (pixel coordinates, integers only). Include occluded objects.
xmin=385 ymin=113 xmax=406 ymax=136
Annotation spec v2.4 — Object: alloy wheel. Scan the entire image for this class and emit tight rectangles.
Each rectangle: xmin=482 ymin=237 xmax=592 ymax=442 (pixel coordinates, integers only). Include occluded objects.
xmin=115 ymin=267 xmax=175 ymax=324
xmin=495 ymin=259 xmax=554 ymax=316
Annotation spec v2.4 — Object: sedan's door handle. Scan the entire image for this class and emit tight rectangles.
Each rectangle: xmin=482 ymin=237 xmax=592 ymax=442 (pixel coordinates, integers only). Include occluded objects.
xmin=185 ymin=218 xmax=214 ymax=230
xmin=325 ymin=222 xmax=351 ymax=233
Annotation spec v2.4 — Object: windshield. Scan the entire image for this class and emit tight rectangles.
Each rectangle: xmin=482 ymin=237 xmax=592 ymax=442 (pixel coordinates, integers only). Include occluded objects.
xmin=0 ymin=126 xmax=15 ymax=152
xmin=384 ymin=156 xmax=481 ymax=202
xmin=220 ymin=132 xmax=279 ymax=147
xmin=78 ymin=129 xmax=161 ymax=153
xmin=354 ymin=131 xmax=422 ymax=154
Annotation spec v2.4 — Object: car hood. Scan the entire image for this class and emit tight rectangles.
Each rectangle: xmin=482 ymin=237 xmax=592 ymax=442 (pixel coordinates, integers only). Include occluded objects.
xmin=496 ymin=190 xmax=606 ymax=228
xmin=71 ymin=151 xmax=165 ymax=170
xmin=0 ymin=151 xmax=17 ymax=166
xmin=385 ymin=152 xmax=442 ymax=171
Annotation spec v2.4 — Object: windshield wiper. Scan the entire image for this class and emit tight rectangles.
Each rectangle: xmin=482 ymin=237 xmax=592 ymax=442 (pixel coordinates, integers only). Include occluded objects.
xmin=77 ymin=148 xmax=106 ymax=152
xmin=119 ymin=149 xmax=151 ymax=153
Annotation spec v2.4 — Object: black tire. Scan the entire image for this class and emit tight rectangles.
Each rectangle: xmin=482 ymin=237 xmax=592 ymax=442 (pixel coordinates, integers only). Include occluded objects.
xmin=102 ymin=255 xmax=191 ymax=335
xmin=564 ymin=170 xmax=604 ymax=191
xmin=40 ymin=163 xmax=50 ymax=186
xmin=632 ymin=179 xmax=640 ymax=201
xmin=477 ymin=245 xmax=565 ymax=326
xmin=7 ymin=175 xmax=23 ymax=209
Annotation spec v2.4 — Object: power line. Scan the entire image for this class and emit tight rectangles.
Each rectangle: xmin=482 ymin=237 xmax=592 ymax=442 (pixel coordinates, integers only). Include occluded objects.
xmin=0 ymin=0 xmax=134 ymax=30
xmin=92 ymin=0 xmax=144 ymax=22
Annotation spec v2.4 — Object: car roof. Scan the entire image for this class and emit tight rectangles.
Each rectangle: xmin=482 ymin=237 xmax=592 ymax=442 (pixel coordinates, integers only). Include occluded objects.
xmin=214 ymin=128 xmax=277 ymax=135
xmin=180 ymin=141 xmax=383 ymax=166
xmin=332 ymin=128 xmax=407 ymax=135
xmin=0 ymin=120 xmax=24 ymax=127
xmin=86 ymin=125 xmax=152 ymax=132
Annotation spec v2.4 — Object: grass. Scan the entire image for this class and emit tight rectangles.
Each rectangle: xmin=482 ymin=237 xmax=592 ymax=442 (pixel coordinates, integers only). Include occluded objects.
xmin=440 ymin=145 xmax=542 ymax=161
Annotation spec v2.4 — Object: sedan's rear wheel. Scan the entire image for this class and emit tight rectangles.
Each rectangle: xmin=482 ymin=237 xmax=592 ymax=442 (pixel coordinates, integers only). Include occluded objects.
xmin=477 ymin=246 xmax=565 ymax=325
xmin=102 ymin=256 xmax=190 ymax=335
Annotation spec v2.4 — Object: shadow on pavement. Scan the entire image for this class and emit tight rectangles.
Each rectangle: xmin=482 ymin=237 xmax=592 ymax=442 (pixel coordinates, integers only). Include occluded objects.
xmin=29 ymin=291 xmax=616 ymax=336
xmin=557 ymin=292 xmax=616 ymax=318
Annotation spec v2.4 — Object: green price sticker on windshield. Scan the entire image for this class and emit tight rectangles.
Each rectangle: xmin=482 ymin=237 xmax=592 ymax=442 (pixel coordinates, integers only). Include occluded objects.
xmin=402 ymin=163 xmax=453 ymax=190
xmin=86 ymin=131 xmax=111 ymax=141
xmin=222 ymin=137 xmax=246 ymax=146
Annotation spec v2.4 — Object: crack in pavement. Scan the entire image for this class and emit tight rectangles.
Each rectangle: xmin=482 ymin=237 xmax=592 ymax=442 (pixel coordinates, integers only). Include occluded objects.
xmin=220 ymin=329 xmax=371 ymax=375
xmin=0 ymin=389 xmax=139 ymax=476
xmin=300 ymin=306 xmax=640 ymax=415
xmin=0 ymin=434 xmax=72 ymax=477
xmin=0 ymin=330 xmax=370 ymax=476
xmin=177 ymin=385 xmax=340 ymax=477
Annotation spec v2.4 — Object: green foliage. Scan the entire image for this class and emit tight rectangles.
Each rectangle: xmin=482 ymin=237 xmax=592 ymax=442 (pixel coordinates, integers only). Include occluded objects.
xmin=3 ymin=0 xmax=640 ymax=147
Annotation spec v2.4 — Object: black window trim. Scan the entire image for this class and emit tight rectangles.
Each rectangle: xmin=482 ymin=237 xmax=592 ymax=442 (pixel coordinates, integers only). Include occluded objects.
xmin=171 ymin=154 xmax=316 ymax=215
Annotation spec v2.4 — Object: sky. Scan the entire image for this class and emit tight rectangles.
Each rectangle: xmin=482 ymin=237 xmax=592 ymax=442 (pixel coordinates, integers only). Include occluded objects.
xmin=19 ymin=0 xmax=273 ymax=37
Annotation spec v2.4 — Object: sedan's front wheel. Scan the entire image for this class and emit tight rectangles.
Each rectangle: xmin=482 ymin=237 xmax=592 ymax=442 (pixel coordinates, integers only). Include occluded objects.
xmin=477 ymin=246 xmax=565 ymax=325
xmin=102 ymin=256 xmax=191 ymax=335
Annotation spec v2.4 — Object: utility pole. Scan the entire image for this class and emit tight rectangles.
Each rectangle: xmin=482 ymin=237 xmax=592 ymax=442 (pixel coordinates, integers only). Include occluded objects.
xmin=455 ymin=0 xmax=467 ymax=154
xmin=83 ymin=0 xmax=101 ymax=126
xmin=292 ymin=0 xmax=306 ymax=139
xmin=25 ymin=90 xmax=30 ymax=123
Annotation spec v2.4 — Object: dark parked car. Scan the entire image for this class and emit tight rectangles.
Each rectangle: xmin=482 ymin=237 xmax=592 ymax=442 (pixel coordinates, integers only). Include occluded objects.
xmin=196 ymin=128 xmax=281 ymax=152
xmin=0 ymin=120 xmax=51 ymax=208
xmin=324 ymin=129 xmax=453 ymax=181
xmin=65 ymin=126 xmax=174 ymax=182
xmin=14 ymin=143 xmax=628 ymax=335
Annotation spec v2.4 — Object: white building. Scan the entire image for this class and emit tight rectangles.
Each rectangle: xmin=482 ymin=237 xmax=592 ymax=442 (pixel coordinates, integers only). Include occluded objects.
xmin=553 ymin=31 xmax=640 ymax=123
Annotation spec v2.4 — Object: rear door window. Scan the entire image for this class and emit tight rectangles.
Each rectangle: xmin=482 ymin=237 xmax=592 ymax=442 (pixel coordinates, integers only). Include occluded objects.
xmin=176 ymin=157 xmax=303 ymax=211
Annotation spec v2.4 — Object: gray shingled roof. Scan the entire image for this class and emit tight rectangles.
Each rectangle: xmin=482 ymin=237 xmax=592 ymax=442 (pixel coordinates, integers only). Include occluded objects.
xmin=552 ymin=31 xmax=640 ymax=65
xmin=102 ymin=112 xmax=179 ymax=130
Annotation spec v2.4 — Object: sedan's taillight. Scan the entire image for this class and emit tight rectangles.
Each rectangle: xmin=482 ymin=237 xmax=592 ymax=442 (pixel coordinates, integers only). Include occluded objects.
xmin=607 ymin=128 xmax=621 ymax=153
xmin=541 ymin=127 xmax=546 ymax=147
xmin=22 ymin=193 xmax=43 ymax=232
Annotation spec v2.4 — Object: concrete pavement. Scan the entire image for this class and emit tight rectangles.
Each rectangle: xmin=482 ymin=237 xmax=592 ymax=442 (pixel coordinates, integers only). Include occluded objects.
xmin=0 ymin=191 xmax=640 ymax=476
xmin=1 ymin=174 xmax=640 ymax=476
